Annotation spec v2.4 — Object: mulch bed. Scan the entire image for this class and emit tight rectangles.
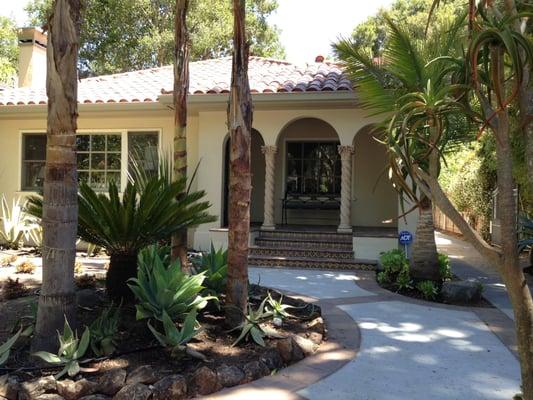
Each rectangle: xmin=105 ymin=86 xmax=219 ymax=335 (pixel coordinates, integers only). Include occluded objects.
xmin=0 ymin=281 xmax=324 ymax=399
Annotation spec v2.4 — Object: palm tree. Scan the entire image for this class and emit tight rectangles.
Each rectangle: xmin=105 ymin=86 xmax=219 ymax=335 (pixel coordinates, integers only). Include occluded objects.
xmin=225 ymin=0 xmax=253 ymax=328
xmin=335 ymin=15 xmax=470 ymax=281
xmin=32 ymin=0 xmax=82 ymax=353
xmin=171 ymin=0 xmax=190 ymax=269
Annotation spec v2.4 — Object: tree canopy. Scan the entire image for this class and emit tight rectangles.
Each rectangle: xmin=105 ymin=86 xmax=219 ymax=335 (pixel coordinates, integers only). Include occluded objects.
xmin=0 ymin=16 xmax=18 ymax=86
xmin=25 ymin=0 xmax=285 ymax=76
xmin=349 ymin=0 xmax=464 ymax=57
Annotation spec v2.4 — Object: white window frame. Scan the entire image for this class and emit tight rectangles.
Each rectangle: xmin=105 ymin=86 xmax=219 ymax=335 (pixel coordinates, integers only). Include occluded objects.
xmin=19 ymin=129 xmax=162 ymax=193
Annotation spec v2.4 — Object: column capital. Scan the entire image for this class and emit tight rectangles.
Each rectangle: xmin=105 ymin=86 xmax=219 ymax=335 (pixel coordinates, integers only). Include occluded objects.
xmin=261 ymin=145 xmax=278 ymax=156
xmin=338 ymin=145 xmax=355 ymax=157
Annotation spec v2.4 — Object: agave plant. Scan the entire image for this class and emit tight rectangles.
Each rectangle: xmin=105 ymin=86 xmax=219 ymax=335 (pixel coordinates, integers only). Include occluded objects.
xmin=148 ymin=310 xmax=204 ymax=359
xmin=128 ymin=245 xmax=216 ymax=322
xmin=0 ymin=327 xmax=23 ymax=365
xmin=90 ymin=302 xmax=121 ymax=356
xmin=33 ymin=318 xmax=90 ymax=379
xmin=27 ymin=176 xmax=215 ymax=300
xmin=191 ymin=243 xmax=228 ymax=295
xmin=0 ymin=196 xmax=36 ymax=250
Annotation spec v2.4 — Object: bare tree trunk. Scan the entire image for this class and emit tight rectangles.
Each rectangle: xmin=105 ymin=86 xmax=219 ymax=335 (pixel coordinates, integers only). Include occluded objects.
xmin=410 ymin=124 xmax=440 ymax=281
xmin=225 ymin=0 xmax=252 ymax=328
xmin=32 ymin=0 xmax=81 ymax=352
xmin=170 ymin=0 xmax=190 ymax=271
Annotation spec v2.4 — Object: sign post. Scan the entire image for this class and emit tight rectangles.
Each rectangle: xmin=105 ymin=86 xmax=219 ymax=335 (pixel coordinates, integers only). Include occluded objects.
xmin=398 ymin=230 xmax=413 ymax=257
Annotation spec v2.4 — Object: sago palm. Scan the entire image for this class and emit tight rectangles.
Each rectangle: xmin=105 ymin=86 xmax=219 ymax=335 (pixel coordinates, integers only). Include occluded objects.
xmin=334 ymin=14 xmax=471 ymax=280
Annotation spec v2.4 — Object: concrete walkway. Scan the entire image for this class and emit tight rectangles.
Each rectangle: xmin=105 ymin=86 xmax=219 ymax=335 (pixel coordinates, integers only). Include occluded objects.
xmin=209 ymin=267 xmax=521 ymax=400
xmin=435 ymin=231 xmax=533 ymax=320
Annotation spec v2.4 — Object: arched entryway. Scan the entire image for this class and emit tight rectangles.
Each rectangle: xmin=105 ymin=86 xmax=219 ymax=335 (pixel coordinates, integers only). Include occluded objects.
xmin=273 ymin=117 xmax=342 ymax=226
xmin=222 ymin=129 xmax=265 ymax=227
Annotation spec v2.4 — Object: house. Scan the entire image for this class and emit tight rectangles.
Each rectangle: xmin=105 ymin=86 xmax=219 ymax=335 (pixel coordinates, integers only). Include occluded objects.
xmin=0 ymin=28 xmax=417 ymax=264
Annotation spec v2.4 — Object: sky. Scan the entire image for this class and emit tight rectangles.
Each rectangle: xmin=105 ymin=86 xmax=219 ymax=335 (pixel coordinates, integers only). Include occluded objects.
xmin=0 ymin=0 xmax=395 ymax=64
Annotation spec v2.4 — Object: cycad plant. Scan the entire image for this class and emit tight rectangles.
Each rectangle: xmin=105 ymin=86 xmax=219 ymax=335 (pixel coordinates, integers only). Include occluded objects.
xmin=27 ymin=176 xmax=215 ymax=300
xmin=334 ymin=15 xmax=472 ymax=281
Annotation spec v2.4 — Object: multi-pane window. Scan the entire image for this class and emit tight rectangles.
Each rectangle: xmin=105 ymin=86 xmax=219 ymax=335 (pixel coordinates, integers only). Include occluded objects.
xmin=286 ymin=141 xmax=341 ymax=194
xmin=76 ymin=134 xmax=122 ymax=190
xmin=22 ymin=134 xmax=47 ymax=190
xmin=21 ymin=131 xmax=159 ymax=191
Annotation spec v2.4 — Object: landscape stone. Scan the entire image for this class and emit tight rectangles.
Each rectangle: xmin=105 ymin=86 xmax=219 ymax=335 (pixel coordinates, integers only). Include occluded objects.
xmin=260 ymin=348 xmax=283 ymax=370
xmin=151 ymin=375 xmax=187 ymax=400
xmin=34 ymin=395 xmax=65 ymax=400
xmin=277 ymin=337 xmax=305 ymax=364
xmin=125 ymin=365 xmax=159 ymax=385
xmin=20 ymin=376 xmax=57 ymax=400
xmin=98 ymin=369 xmax=127 ymax=396
xmin=79 ymin=395 xmax=112 ymax=400
xmin=292 ymin=335 xmax=318 ymax=355
xmin=307 ymin=317 xmax=325 ymax=334
xmin=57 ymin=379 xmax=97 ymax=400
xmin=189 ymin=366 xmax=220 ymax=396
xmin=112 ymin=383 xmax=152 ymax=400
xmin=441 ymin=280 xmax=483 ymax=303
xmin=242 ymin=360 xmax=270 ymax=383
xmin=216 ymin=365 xmax=245 ymax=387
xmin=0 ymin=375 xmax=19 ymax=400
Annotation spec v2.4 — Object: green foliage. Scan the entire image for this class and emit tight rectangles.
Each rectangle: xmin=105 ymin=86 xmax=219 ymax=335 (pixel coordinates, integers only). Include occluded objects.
xmin=378 ymin=249 xmax=413 ymax=291
xmin=266 ymin=292 xmax=294 ymax=321
xmin=230 ymin=297 xmax=283 ymax=347
xmin=376 ymin=271 xmax=391 ymax=285
xmin=147 ymin=310 xmax=201 ymax=357
xmin=0 ymin=196 xmax=37 ymax=250
xmin=0 ymin=327 xmax=23 ymax=365
xmin=191 ymin=243 xmax=228 ymax=295
xmin=128 ymin=245 xmax=215 ymax=322
xmin=416 ymin=280 xmax=439 ymax=300
xmin=396 ymin=265 xmax=414 ymax=291
xmin=90 ymin=303 xmax=121 ymax=356
xmin=0 ymin=16 xmax=17 ymax=86
xmin=438 ymin=253 xmax=452 ymax=281
xmin=33 ymin=318 xmax=90 ymax=379
xmin=27 ymin=176 xmax=215 ymax=256
xmin=25 ymin=0 xmax=284 ymax=76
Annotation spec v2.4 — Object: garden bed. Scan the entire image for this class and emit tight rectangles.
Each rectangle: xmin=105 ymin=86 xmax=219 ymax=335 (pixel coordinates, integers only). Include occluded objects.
xmin=0 ymin=283 xmax=324 ymax=399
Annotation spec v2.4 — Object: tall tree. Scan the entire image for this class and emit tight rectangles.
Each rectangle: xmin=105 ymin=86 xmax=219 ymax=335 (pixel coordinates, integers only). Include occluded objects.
xmin=225 ymin=0 xmax=252 ymax=328
xmin=25 ymin=0 xmax=285 ymax=77
xmin=171 ymin=0 xmax=190 ymax=269
xmin=0 ymin=16 xmax=18 ymax=86
xmin=335 ymin=16 xmax=470 ymax=281
xmin=399 ymin=1 xmax=533 ymax=396
xmin=32 ymin=0 xmax=81 ymax=352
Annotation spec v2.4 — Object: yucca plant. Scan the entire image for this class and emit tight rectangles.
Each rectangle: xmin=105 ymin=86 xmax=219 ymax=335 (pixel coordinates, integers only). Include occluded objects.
xmin=0 ymin=327 xmax=23 ymax=365
xmin=33 ymin=318 xmax=90 ymax=379
xmin=128 ymin=245 xmax=216 ymax=322
xmin=148 ymin=310 xmax=204 ymax=359
xmin=0 ymin=196 xmax=36 ymax=250
xmin=27 ymin=176 xmax=215 ymax=300
xmin=90 ymin=302 xmax=121 ymax=356
xmin=191 ymin=243 xmax=228 ymax=295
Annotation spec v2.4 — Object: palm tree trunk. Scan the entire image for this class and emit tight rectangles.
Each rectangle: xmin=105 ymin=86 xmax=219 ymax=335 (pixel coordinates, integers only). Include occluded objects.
xmin=225 ymin=0 xmax=252 ymax=328
xmin=32 ymin=0 xmax=81 ymax=352
xmin=170 ymin=0 xmax=190 ymax=271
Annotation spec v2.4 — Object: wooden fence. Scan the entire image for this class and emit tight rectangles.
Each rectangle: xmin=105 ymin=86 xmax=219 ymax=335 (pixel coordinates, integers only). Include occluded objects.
xmin=433 ymin=207 xmax=482 ymax=235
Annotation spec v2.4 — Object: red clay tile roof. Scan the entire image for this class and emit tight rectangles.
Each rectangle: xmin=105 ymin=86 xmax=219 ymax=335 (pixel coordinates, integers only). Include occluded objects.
xmin=0 ymin=57 xmax=352 ymax=106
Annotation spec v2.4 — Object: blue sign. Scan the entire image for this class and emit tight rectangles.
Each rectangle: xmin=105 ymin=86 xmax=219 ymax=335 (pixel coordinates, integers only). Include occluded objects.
xmin=399 ymin=231 xmax=413 ymax=245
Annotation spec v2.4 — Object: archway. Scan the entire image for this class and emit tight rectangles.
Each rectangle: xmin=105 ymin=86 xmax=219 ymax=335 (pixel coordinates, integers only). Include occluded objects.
xmin=222 ymin=129 xmax=265 ymax=227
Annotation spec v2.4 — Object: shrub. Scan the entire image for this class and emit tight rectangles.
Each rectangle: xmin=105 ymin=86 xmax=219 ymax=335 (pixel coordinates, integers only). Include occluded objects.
xmin=378 ymin=249 xmax=412 ymax=290
xmin=128 ymin=245 xmax=215 ymax=322
xmin=15 ymin=260 xmax=36 ymax=274
xmin=376 ymin=271 xmax=390 ymax=285
xmin=0 ymin=254 xmax=18 ymax=267
xmin=27 ymin=176 xmax=216 ymax=300
xmin=417 ymin=280 xmax=439 ymax=300
xmin=0 ymin=196 xmax=37 ymax=250
xmin=438 ymin=253 xmax=452 ymax=281
xmin=191 ymin=243 xmax=227 ymax=295
xmin=396 ymin=265 xmax=413 ymax=291
xmin=2 ymin=278 xmax=29 ymax=300
xmin=74 ymin=260 xmax=84 ymax=274
xmin=90 ymin=303 xmax=121 ymax=356
xmin=33 ymin=318 xmax=90 ymax=379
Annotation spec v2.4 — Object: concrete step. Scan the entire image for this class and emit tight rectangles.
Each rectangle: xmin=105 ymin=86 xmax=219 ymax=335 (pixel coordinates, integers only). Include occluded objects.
xmin=255 ymin=237 xmax=353 ymax=250
xmin=249 ymin=246 xmax=354 ymax=260
xmin=248 ymin=254 xmax=375 ymax=270
xmin=258 ymin=229 xmax=353 ymax=243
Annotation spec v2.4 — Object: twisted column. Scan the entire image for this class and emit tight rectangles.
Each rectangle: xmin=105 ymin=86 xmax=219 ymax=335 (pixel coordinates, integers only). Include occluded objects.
xmin=338 ymin=145 xmax=354 ymax=233
xmin=261 ymin=145 xmax=277 ymax=230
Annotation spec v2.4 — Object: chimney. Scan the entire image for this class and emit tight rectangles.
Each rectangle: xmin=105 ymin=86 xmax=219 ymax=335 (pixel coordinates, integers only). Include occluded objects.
xmin=17 ymin=27 xmax=47 ymax=89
